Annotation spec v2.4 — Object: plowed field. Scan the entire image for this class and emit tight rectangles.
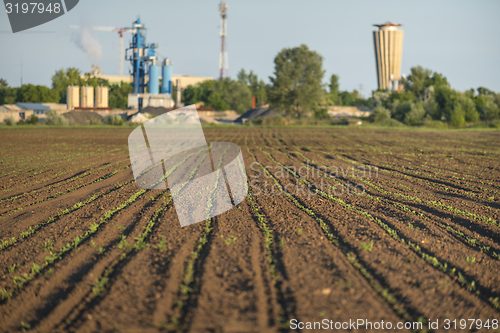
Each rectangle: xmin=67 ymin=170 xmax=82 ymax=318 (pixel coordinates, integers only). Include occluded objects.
xmin=0 ymin=128 xmax=499 ymax=332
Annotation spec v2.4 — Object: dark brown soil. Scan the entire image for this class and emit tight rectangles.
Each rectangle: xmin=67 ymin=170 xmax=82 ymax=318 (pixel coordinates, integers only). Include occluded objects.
xmin=0 ymin=128 xmax=499 ymax=332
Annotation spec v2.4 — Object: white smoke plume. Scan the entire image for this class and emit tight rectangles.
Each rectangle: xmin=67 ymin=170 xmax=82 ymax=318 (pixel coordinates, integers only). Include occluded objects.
xmin=73 ymin=24 xmax=103 ymax=61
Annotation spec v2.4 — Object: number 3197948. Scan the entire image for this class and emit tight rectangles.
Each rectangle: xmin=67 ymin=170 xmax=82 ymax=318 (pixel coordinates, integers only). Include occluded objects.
xmin=5 ymin=2 xmax=61 ymax=14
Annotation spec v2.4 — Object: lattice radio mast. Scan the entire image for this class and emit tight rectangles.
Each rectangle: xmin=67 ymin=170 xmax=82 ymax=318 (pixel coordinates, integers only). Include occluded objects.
xmin=219 ymin=2 xmax=228 ymax=80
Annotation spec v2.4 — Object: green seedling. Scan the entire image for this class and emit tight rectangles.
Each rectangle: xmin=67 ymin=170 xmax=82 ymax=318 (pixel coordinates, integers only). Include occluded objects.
xmin=1 ymin=288 xmax=12 ymax=299
xmin=31 ymin=263 xmax=41 ymax=274
xmin=97 ymin=246 xmax=105 ymax=254
xmin=157 ymin=236 xmax=166 ymax=251
xmin=20 ymin=321 xmax=31 ymax=331
xmin=490 ymin=297 xmax=500 ymax=308
xmin=92 ymin=276 xmax=109 ymax=296
xmin=224 ymin=235 xmax=237 ymax=245
xmin=361 ymin=241 xmax=374 ymax=252
xmin=466 ymin=256 xmax=476 ymax=264
xmin=8 ymin=264 xmax=16 ymax=273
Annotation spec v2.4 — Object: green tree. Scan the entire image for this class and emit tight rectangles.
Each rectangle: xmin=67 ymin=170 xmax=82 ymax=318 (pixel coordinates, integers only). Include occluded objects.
xmin=423 ymin=95 xmax=440 ymax=120
xmin=81 ymin=73 xmax=109 ymax=88
xmin=481 ymin=96 xmax=500 ymax=121
xmin=51 ymin=68 xmax=84 ymax=103
xmin=403 ymin=66 xmax=433 ymax=97
xmin=383 ymin=90 xmax=415 ymax=110
xmin=426 ymin=72 xmax=449 ymax=90
xmin=207 ymin=79 xmax=230 ymax=111
xmin=328 ymin=74 xmax=339 ymax=105
xmin=449 ymin=105 xmax=465 ymax=127
xmin=392 ymin=101 xmax=413 ymax=122
xmin=268 ymin=44 xmax=325 ymax=117
xmin=459 ymin=95 xmax=479 ymax=123
xmin=404 ymin=102 xmax=425 ymax=126
xmin=237 ymin=69 xmax=267 ymax=105
xmin=474 ymin=94 xmax=486 ymax=111
xmin=0 ymin=78 xmax=14 ymax=105
xmin=371 ymin=90 xmax=390 ymax=107
xmin=15 ymin=84 xmax=59 ymax=103
xmin=434 ymin=85 xmax=460 ymax=121
xmin=370 ymin=105 xmax=391 ymax=123
xmin=183 ymin=81 xmax=211 ymax=106
xmin=477 ymin=87 xmax=495 ymax=96
xmin=45 ymin=110 xmax=68 ymax=126
xmin=27 ymin=114 xmax=39 ymax=124
xmin=224 ymin=79 xmax=252 ymax=113
xmin=109 ymin=83 xmax=132 ymax=109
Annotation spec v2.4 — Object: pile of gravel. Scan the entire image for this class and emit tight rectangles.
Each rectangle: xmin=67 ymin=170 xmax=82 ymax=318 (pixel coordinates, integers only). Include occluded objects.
xmin=140 ymin=106 xmax=170 ymax=117
xmin=62 ymin=111 xmax=104 ymax=125
xmin=234 ymin=105 xmax=280 ymax=124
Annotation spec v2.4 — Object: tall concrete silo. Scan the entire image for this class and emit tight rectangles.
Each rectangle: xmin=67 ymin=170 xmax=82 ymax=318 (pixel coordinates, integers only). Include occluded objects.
xmin=67 ymin=86 xmax=80 ymax=110
xmin=373 ymin=22 xmax=404 ymax=90
xmin=95 ymin=86 xmax=109 ymax=108
xmin=81 ymin=86 xmax=94 ymax=108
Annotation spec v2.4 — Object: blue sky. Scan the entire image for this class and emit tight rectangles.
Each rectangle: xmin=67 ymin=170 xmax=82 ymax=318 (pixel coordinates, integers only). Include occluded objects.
xmin=1 ymin=0 xmax=499 ymax=95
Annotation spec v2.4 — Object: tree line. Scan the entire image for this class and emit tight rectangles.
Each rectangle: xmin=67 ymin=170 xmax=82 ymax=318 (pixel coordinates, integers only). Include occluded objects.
xmin=1 ymin=44 xmax=499 ymax=127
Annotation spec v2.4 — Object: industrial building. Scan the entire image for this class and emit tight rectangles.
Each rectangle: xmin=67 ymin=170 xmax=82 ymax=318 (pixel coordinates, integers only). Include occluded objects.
xmin=81 ymin=18 xmax=213 ymax=110
xmin=85 ymin=65 xmax=212 ymax=90
xmin=0 ymin=103 xmax=67 ymax=123
xmin=373 ymin=22 xmax=404 ymax=90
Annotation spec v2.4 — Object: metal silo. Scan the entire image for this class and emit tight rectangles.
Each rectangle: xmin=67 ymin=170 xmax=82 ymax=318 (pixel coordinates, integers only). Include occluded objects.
xmin=67 ymin=86 xmax=80 ymax=110
xmin=148 ymin=65 xmax=160 ymax=94
xmin=95 ymin=86 xmax=109 ymax=108
xmin=161 ymin=58 xmax=172 ymax=94
xmin=81 ymin=86 xmax=94 ymax=108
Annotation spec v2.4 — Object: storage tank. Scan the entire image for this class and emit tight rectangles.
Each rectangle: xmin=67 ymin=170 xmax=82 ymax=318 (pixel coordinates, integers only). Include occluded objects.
xmin=161 ymin=59 xmax=172 ymax=94
xmin=95 ymin=86 xmax=109 ymax=108
xmin=67 ymin=86 xmax=80 ymax=110
xmin=81 ymin=86 xmax=94 ymax=108
xmin=148 ymin=65 xmax=160 ymax=94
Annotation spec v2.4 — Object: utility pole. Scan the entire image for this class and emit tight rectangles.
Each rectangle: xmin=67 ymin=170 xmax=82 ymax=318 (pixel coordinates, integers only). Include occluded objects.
xmin=219 ymin=2 xmax=228 ymax=80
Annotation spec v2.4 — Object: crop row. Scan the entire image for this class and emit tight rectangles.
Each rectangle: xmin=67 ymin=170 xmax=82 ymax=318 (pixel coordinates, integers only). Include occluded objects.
xmin=245 ymin=137 xmax=418 ymax=324
xmin=0 ymin=133 xmax=229 ymax=302
xmin=0 ymin=147 xmax=124 ymax=181
xmin=361 ymin=154 xmax=499 ymax=200
xmin=0 ymin=159 xmax=126 ymax=204
xmin=303 ymin=146 xmax=498 ymax=226
xmin=256 ymin=141 xmax=499 ymax=311
xmin=0 ymin=188 xmax=146 ymax=301
xmin=287 ymin=150 xmax=500 ymax=262
xmin=0 ymin=180 xmax=134 ymax=252
xmin=0 ymin=164 xmax=131 ymax=218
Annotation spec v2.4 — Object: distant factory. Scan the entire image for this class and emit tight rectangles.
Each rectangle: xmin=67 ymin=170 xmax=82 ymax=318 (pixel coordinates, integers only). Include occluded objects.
xmin=80 ymin=17 xmax=212 ymax=110
xmin=85 ymin=66 xmax=211 ymax=91
xmin=82 ymin=18 xmax=213 ymax=110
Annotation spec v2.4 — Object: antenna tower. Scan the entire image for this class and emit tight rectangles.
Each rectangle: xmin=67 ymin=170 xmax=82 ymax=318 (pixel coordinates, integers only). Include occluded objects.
xmin=219 ymin=2 xmax=228 ymax=80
